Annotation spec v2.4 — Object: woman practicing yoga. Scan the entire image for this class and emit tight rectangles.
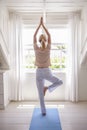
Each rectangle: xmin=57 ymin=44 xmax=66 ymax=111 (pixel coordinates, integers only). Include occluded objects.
xmin=33 ymin=17 xmax=63 ymax=116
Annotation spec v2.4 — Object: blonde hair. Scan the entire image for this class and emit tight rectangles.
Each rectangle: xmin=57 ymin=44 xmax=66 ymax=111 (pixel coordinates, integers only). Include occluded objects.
xmin=39 ymin=34 xmax=46 ymax=43
xmin=39 ymin=34 xmax=46 ymax=49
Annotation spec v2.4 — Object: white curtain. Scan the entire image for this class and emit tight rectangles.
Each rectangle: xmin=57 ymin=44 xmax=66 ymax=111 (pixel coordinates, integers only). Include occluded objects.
xmin=65 ymin=12 xmax=81 ymax=102
xmin=9 ymin=13 xmax=24 ymax=101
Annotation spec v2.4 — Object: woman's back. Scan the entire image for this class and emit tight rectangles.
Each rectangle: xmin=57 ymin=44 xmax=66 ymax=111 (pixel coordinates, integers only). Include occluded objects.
xmin=34 ymin=43 xmax=51 ymax=67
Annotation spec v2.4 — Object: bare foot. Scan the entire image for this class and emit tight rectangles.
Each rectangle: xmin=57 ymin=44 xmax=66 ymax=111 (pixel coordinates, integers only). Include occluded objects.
xmin=44 ymin=87 xmax=48 ymax=96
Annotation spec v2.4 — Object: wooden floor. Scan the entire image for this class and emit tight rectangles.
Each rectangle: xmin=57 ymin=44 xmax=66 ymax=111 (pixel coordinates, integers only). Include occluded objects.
xmin=0 ymin=101 xmax=87 ymax=130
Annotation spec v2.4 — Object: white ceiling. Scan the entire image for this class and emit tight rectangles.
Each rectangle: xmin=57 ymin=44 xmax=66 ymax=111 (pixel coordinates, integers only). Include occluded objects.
xmin=1 ymin=0 xmax=87 ymax=25
xmin=2 ymin=0 xmax=87 ymax=13
xmin=3 ymin=0 xmax=87 ymax=2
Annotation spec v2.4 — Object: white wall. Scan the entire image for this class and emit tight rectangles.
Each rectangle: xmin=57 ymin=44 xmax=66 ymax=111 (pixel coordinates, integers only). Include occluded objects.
xmin=3 ymin=71 xmax=10 ymax=107
xmin=0 ymin=3 xmax=10 ymax=108
xmin=0 ymin=3 xmax=10 ymax=69
xmin=81 ymin=6 xmax=87 ymax=49
xmin=79 ymin=6 xmax=87 ymax=101
xmin=0 ymin=4 xmax=9 ymax=53
xmin=0 ymin=71 xmax=10 ymax=109
xmin=22 ymin=72 xmax=66 ymax=101
xmin=79 ymin=67 xmax=87 ymax=100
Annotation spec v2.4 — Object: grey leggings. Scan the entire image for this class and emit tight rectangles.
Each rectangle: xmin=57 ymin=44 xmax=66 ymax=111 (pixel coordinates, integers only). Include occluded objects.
xmin=36 ymin=68 xmax=63 ymax=114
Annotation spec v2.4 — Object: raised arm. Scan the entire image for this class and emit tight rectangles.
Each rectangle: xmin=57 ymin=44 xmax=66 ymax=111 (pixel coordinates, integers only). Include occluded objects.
xmin=33 ymin=19 xmax=41 ymax=44
xmin=41 ymin=17 xmax=51 ymax=44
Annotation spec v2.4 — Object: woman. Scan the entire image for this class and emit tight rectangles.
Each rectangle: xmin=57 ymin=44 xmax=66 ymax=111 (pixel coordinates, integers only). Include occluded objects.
xmin=33 ymin=17 xmax=63 ymax=116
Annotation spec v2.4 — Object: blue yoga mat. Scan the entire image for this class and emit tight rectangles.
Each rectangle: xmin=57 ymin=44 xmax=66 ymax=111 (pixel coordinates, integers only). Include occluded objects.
xmin=29 ymin=108 xmax=62 ymax=130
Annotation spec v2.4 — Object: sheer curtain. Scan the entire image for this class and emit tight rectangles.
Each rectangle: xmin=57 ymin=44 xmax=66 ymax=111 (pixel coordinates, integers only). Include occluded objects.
xmin=65 ymin=12 xmax=81 ymax=102
xmin=9 ymin=13 xmax=24 ymax=101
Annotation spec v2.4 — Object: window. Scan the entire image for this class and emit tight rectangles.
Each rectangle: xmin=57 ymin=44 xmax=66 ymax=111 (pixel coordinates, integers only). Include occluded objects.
xmin=49 ymin=28 xmax=68 ymax=71
xmin=22 ymin=26 xmax=68 ymax=71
